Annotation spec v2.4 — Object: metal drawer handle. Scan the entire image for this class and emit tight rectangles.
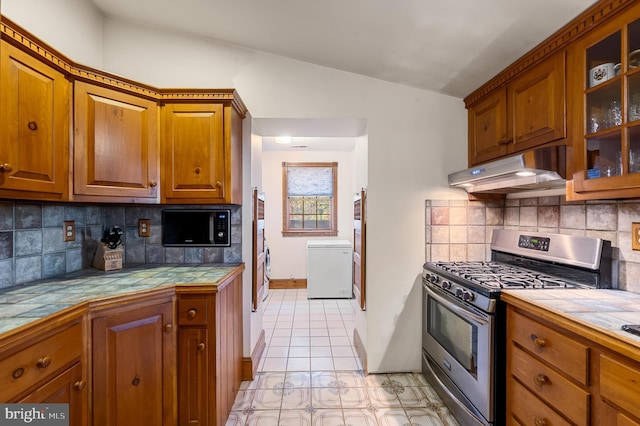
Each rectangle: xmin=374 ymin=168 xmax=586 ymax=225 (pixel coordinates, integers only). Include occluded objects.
xmin=534 ymin=417 xmax=548 ymax=426
xmin=187 ymin=309 xmax=197 ymax=319
xmin=534 ymin=373 xmax=549 ymax=386
xmin=197 ymin=343 xmax=205 ymax=351
xmin=74 ymin=380 xmax=86 ymax=391
xmin=530 ymin=333 xmax=547 ymax=348
xmin=36 ymin=356 xmax=52 ymax=368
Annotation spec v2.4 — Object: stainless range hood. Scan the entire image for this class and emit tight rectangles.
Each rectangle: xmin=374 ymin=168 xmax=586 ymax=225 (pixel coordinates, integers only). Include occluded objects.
xmin=448 ymin=145 xmax=566 ymax=194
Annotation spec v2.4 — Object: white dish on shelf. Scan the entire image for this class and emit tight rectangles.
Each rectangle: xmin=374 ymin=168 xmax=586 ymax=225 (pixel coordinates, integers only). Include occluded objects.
xmin=629 ymin=49 xmax=640 ymax=68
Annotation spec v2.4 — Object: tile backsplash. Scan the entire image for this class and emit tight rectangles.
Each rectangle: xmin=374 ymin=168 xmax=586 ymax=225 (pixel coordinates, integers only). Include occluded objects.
xmin=425 ymin=196 xmax=640 ymax=293
xmin=0 ymin=201 xmax=241 ymax=289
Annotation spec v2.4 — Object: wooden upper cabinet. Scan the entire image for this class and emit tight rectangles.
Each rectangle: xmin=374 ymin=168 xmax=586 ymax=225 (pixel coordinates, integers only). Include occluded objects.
xmin=468 ymin=89 xmax=508 ymax=165
xmin=0 ymin=17 xmax=246 ymax=205
xmin=161 ymin=102 xmax=243 ymax=204
xmin=73 ymin=81 xmax=159 ymax=202
xmin=0 ymin=40 xmax=69 ymax=200
xmin=567 ymin=1 xmax=640 ymax=200
xmin=467 ymin=52 xmax=566 ymax=166
xmin=508 ymin=52 xmax=566 ymax=152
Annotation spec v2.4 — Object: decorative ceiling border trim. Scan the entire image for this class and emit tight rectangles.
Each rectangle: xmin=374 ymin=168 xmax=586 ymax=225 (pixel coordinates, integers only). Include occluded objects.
xmin=464 ymin=0 xmax=633 ymax=107
xmin=0 ymin=16 xmax=248 ymax=117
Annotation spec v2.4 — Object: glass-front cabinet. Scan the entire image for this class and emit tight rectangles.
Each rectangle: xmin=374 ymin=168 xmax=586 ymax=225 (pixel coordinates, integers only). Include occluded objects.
xmin=570 ymin=2 xmax=640 ymax=198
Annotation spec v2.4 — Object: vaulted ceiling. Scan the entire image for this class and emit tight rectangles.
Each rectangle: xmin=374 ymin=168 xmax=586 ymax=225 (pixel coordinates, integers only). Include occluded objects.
xmin=90 ymin=0 xmax=596 ymax=99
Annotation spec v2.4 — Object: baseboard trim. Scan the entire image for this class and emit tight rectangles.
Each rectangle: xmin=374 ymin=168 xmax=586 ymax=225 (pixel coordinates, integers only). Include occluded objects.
xmin=268 ymin=278 xmax=307 ymax=289
xmin=353 ymin=328 xmax=367 ymax=374
xmin=242 ymin=329 xmax=266 ymax=381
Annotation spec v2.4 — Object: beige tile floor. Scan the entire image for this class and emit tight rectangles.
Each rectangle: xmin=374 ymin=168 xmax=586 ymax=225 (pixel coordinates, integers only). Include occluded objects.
xmin=226 ymin=289 xmax=459 ymax=425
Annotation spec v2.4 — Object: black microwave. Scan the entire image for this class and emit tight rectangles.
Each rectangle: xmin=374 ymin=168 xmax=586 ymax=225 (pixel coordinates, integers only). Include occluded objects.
xmin=162 ymin=209 xmax=231 ymax=247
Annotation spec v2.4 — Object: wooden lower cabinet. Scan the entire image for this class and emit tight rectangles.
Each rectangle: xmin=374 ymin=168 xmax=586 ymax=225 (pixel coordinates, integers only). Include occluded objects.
xmin=505 ymin=299 xmax=640 ymax=426
xmin=177 ymin=271 xmax=243 ymax=426
xmin=0 ymin=266 xmax=245 ymax=426
xmin=18 ymin=363 xmax=85 ymax=426
xmin=0 ymin=312 xmax=86 ymax=426
xmin=92 ymin=296 xmax=176 ymax=426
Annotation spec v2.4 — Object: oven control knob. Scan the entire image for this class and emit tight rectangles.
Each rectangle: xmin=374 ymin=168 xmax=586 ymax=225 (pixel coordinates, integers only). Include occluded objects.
xmin=463 ymin=291 xmax=475 ymax=302
xmin=455 ymin=288 xmax=463 ymax=298
xmin=430 ymin=275 xmax=440 ymax=284
xmin=442 ymin=281 xmax=452 ymax=290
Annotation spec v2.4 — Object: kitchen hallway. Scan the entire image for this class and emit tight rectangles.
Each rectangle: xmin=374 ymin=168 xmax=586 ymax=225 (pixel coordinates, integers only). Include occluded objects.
xmin=226 ymin=289 xmax=459 ymax=425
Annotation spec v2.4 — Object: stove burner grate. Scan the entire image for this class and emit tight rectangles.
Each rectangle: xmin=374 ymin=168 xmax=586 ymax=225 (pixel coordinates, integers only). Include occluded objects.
xmin=433 ymin=261 xmax=585 ymax=289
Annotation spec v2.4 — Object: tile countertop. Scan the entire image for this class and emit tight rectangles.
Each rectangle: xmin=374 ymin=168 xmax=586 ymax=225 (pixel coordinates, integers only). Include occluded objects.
xmin=503 ymin=289 xmax=640 ymax=350
xmin=0 ymin=264 xmax=242 ymax=335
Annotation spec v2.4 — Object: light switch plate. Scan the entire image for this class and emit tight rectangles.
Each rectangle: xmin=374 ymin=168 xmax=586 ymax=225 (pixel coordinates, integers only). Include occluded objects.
xmin=138 ymin=219 xmax=151 ymax=237
xmin=632 ymin=222 xmax=640 ymax=251
xmin=64 ymin=220 xmax=75 ymax=242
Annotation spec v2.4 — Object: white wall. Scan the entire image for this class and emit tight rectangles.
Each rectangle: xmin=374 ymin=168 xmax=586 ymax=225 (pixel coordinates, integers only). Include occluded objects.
xmin=2 ymin=4 xmax=469 ymax=372
xmin=3 ymin=0 xmax=103 ymax=68
xmin=262 ymin=150 xmax=355 ymax=280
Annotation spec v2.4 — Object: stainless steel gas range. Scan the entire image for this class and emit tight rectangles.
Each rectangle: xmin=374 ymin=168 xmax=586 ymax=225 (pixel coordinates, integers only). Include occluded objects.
xmin=421 ymin=229 xmax=612 ymax=426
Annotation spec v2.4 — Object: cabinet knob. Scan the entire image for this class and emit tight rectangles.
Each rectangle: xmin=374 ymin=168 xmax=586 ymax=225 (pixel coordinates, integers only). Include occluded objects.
xmin=0 ymin=163 xmax=13 ymax=173
xmin=12 ymin=367 xmax=24 ymax=379
xmin=534 ymin=417 xmax=548 ymax=426
xmin=36 ymin=356 xmax=52 ymax=368
xmin=131 ymin=376 xmax=141 ymax=386
xmin=27 ymin=121 xmax=38 ymax=131
xmin=164 ymin=323 xmax=173 ymax=333
xmin=215 ymin=181 xmax=223 ymax=188
xmin=533 ymin=373 xmax=549 ymax=386
xmin=187 ymin=309 xmax=197 ymax=319
xmin=197 ymin=343 xmax=205 ymax=351
xmin=530 ymin=334 xmax=547 ymax=348
xmin=195 ymin=167 xmax=201 ymax=174
xmin=149 ymin=181 xmax=157 ymax=187
xmin=74 ymin=380 xmax=86 ymax=391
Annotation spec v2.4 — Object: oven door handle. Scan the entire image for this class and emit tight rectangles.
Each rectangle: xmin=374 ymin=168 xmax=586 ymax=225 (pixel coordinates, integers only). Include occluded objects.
xmin=424 ymin=284 xmax=490 ymax=326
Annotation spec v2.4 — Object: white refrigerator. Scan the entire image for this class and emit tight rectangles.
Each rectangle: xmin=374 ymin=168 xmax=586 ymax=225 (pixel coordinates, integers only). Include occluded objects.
xmin=306 ymin=240 xmax=353 ymax=299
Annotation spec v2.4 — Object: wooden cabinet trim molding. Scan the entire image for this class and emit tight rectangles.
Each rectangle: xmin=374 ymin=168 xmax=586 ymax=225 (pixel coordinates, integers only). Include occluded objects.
xmin=0 ymin=16 xmax=248 ymax=117
xmin=464 ymin=0 xmax=636 ymax=107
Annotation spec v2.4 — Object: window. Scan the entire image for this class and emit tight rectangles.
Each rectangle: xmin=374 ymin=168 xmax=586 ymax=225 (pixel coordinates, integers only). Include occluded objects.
xmin=282 ymin=162 xmax=338 ymax=236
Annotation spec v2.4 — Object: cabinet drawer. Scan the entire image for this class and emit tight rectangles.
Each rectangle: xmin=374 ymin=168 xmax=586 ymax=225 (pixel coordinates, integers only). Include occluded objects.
xmin=600 ymin=354 xmax=640 ymax=420
xmin=509 ymin=309 xmax=589 ymax=384
xmin=509 ymin=376 xmax=572 ymax=426
xmin=0 ymin=323 xmax=83 ymax=401
xmin=510 ymin=345 xmax=589 ymax=426
xmin=178 ymin=298 xmax=208 ymax=326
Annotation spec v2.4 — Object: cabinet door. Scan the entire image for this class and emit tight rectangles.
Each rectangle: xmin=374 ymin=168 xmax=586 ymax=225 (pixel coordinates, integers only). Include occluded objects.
xmin=178 ymin=328 xmax=209 ymax=426
xmin=468 ymin=89 xmax=508 ymax=165
xmin=18 ymin=363 xmax=86 ymax=426
xmin=74 ymin=81 xmax=159 ymax=201
xmin=161 ymin=103 xmax=226 ymax=203
xmin=509 ymin=53 xmax=566 ymax=152
xmin=0 ymin=41 xmax=69 ymax=199
xmin=92 ymin=301 xmax=175 ymax=426
xmin=569 ymin=2 xmax=640 ymax=199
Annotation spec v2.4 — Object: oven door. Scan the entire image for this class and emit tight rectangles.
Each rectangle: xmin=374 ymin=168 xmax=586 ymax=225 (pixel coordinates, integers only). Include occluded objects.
xmin=422 ymin=282 xmax=494 ymax=425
